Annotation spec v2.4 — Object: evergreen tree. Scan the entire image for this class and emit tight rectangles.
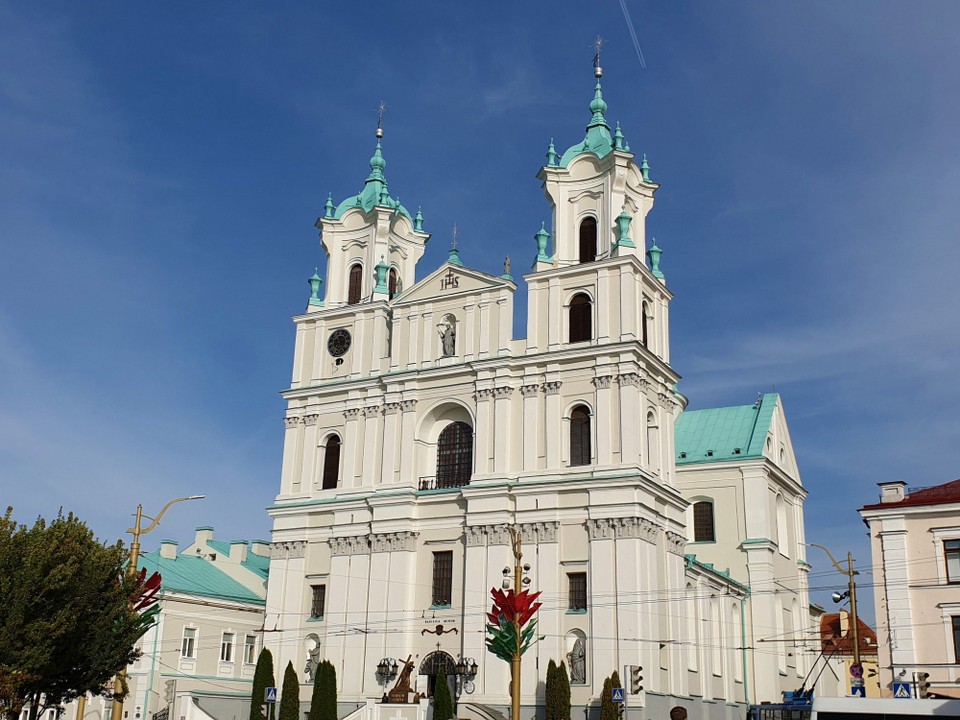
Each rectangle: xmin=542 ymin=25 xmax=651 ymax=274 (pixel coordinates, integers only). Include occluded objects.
xmin=557 ymin=661 xmax=571 ymax=720
xmin=432 ymin=671 xmax=453 ymax=720
xmin=598 ymin=675 xmax=614 ymax=720
xmin=279 ymin=662 xmax=300 ymax=720
xmin=309 ymin=661 xmax=337 ymax=720
xmin=544 ymin=660 xmax=559 ymax=720
xmin=249 ymin=648 xmax=275 ymax=720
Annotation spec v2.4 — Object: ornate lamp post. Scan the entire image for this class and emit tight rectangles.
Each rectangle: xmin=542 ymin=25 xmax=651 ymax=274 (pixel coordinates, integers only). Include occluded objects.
xmin=376 ymin=658 xmax=399 ymax=699
xmin=112 ymin=496 xmax=204 ymax=720
xmin=485 ymin=528 xmax=542 ymax=720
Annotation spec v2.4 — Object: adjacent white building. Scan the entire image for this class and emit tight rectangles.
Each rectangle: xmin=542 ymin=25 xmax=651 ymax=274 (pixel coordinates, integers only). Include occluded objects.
xmin=264 ymin=63 xmax=812 ymax=720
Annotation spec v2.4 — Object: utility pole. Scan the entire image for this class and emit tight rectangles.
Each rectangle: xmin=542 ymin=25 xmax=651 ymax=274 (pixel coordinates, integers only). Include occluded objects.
xmin=111 ymin=496 xmax=204 ymax=720
xmin=510 ymin=528 xmax=523 ymax=720
xmin=809 ymin=544 xmax=861 ymax=664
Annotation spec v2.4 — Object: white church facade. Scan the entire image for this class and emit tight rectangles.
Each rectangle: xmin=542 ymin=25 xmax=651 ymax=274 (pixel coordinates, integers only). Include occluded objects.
xmin=264 ymin=62 xmax=811 ymax=720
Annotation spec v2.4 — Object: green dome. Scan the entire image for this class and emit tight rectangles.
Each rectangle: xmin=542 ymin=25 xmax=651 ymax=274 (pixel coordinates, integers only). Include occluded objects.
xmin=333 ymin=138 xmax=412 ymax=222
xmin=558 ymin=79 xmax=615 ymax=168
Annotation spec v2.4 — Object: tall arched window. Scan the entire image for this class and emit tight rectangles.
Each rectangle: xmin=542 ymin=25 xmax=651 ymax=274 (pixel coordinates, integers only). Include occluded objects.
xmin=578 ymin=217 xmax=597 ymax=263
xmin=569 ymin=293 xmax=592 ymax=343
xmin=436 ymin=422 xmax=473 ymax=488
xmin=693 ymin=501 xmax=715 ymax=542
xmin=570 ymin=405 xmax=591 ymax=466
xmin=776 ymin=493 xmax=789 ymax=556
xmin=347 ymin=264 xmax=363 ymax=305
xmin=388 ymin=268 xmax=399 ymax=299
xmin=641 ymin=301 xmax=650 ymax=346
xmin=646 ymin=411 xmax=660 ymax=474
xmin=321 ymin=435 xmax=341 ymax=490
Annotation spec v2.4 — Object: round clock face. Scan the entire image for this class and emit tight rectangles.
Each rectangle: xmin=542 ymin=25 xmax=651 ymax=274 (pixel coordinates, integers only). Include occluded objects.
xmin=327 ymin=328 xmax=351 ymax=357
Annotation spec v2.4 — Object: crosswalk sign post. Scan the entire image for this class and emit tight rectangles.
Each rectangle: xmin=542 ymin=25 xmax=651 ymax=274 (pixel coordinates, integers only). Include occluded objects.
xmin=892 ymin=682 xmax=911 ymax=699
xmin=265 ymin=688 xmax=278 ymax=704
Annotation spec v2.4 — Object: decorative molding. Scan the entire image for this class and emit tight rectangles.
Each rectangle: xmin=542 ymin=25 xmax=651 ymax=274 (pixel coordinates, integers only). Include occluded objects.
xmin=544 ymin=381 xmax=562 ymax=396
xmin=520 ymin=384 xmax=542 ymax=398
xmin=284 ymin=417 xmax=302 ymax=429
xmin=270 ymin=541 xmax=306 ymax=559
xmin=592 ymin=376 xmax=613 ymax=390
xmin=329 ymin=536 xmax=370 ymax=556
xmin=369 ymin=531 xmax=418 ymax=552
xmin=383 ymin=401 xmax=404 ymax=413
xmin=465 ymin=526 xmax=487 ymax=547
xmin=587 ymin=517 xmax=661 ymax=544
xmin=616 ymin=373 xmax=641 ymax=388
xmin=343 ymin=408 xmax=362 ymax=420
xmin=492 ymin=386 xmax=513 ymax=399
xmin=400 ymin=399 xmax=418 ymax=412
xmin=303 ymin=414 xmax=319 ymax=427
xmin=363 ymin=405 xmax=382 ymax=418
xmin=518 ymin=521 xmax=560 ymax=544
xmin=475 ymin=388 xmax=495 ymax=401
xmin=665 ymin=531 xmax=687 ymax=556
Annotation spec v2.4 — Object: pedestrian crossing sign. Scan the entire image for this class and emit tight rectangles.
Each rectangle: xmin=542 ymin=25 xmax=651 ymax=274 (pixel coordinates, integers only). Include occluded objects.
xmin=893 ymin=682 xmax=911 ymax=699
xmin=265 ymin=687 xmax=278 ymax=703
xmin=612 ymin=688 xmax=625 ymax=703
xmin=850 ymin=686 xmax=865 ymax=697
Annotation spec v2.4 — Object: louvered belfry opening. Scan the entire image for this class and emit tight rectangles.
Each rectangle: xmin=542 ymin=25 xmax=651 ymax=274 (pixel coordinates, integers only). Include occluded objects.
xmin=347 ymin=263 xmax=363 ymax=304
xmin=570 ymin=405 xmax=591 ymax=466
xmin=321 ymin=436 xmax=341 ymax=489
xmin=693 ymin=501 xmax=715 ymax=542
xmin=569 ymin=293 xmax=592 ymax=343
xmin=436 ymin=421 xmax=473 ymax=488
xmin=578 ymin=217 xmax=597 ymax=263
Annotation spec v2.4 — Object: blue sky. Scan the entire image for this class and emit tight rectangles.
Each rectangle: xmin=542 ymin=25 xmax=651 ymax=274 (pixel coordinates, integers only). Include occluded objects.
xmin=2 ymin=1 xmax=959 ymax=624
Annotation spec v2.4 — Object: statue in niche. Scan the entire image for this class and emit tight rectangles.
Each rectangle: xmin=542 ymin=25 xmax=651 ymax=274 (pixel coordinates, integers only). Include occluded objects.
xmin=304 ymin=638 xmax=321 ymax=682
xmin=567 ymin=637 xmax=586 ymax=684
xmin=437 ymin=317 xmax=456 ymax=357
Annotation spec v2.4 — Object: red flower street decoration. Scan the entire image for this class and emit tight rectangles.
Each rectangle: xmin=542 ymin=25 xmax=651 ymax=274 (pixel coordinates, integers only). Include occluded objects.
xmin=130 ymin=567 xmax=162 ymax=638
xmin=485 ymin=587 xmax=543 ymax=663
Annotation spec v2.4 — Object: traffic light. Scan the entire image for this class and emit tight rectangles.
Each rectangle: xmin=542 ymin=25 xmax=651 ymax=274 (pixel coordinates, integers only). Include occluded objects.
xmin=163 ymin=681 xmax=175 ymax=705
xmin=630 ymin=665 xmax=644 ymax=694
xmin=917 ymin=672 xmax=930 ymax=698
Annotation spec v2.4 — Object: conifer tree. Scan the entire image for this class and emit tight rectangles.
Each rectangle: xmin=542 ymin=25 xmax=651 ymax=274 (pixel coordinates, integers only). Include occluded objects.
xmin=249 ymin=648 xmax=275 ymax=720
xmin=557 ymin=661 xmax=571 ymax=720
xmin=432 ymin=671 xmax=453 ymax=720
xmin=599 ymin=675 xmax=614 ymax=720
xmin=309 ymin=660 xmax=337 ymax=720
xmin=279 ymin=662 xmax=300 ymax=720
xmin=545 ymin=660 xmax=559 ymax=720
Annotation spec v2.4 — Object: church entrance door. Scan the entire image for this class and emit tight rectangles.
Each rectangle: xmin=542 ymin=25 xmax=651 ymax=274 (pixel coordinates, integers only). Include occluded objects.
xmin=419 ymin=651 xmax=456 ymax=699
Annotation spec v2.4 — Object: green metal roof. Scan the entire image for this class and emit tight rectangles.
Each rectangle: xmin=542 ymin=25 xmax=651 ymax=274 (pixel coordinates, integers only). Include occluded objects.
xmin=558 ymin=80 xmax=618 ymax=168
xmin=206 ymin=540 xmax=270 ymax=580
xmin=138 ymin=550 xmax=265 ymax=605
xmin=332 ymin=140 xmax=413 ymax=222
xmin=674 ymin=393 xmax=778 ymax=465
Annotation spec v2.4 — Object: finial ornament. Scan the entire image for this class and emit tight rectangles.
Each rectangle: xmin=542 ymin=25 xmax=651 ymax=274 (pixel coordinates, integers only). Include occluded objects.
xmin=593 ymin=35 xmax=605 ymax=78
xmin=308 ymin=268 xmax=324 ymax=306
xmin=373 ymin=254 xmax=390 ymax=294
xmin=415 ymin=206 xmax=424 ymax=231
xmin=546 ymin=138 xmax=558 ymax=167
xmin=324 ymin=193 xmax=335 ymax=218
xmin=647 ymin=237 xmax=664 ymax=279
xmin=375 ymin=100 xmax=387 ymax=139
xmin=534 ymin=222 xmax=551 ymax=263
xmin=640 ymin=153 xmax=651 ymax=182
xmin=451 ymin=223 xmax=458 ymax=249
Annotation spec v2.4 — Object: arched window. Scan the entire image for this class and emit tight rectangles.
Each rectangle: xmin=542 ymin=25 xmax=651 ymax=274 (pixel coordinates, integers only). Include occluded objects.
xmin=570 ymin=405 xmax=591 ymax=466
xmin=388 ymin=268 xmax=399 ymax=299
xmin=776 ymin=493 xmax=789 ymax=555
xmin=321 ymin=435 xmax=341 ymax=490
xmin=693 ymin=501 xmax=715 ymax=542
xmin=578 ymin=217 xmax=597 ymax=263
xmin=641 ymin=301 xmax=649 ymax=346
xmin=646 ymin=411 xmax=660 ymax=474
xmin=347 ymin=264 xmax=363 ymax=305
xmin=436 ymin=422 xmax=473 ymax=488
xmin=569 ymin=293 xmax=592 ymax=343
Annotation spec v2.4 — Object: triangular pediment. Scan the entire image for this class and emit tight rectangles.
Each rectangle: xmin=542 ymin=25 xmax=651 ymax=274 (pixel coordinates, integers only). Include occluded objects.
xmin=393 ymin=262 xmax=515 ymax=305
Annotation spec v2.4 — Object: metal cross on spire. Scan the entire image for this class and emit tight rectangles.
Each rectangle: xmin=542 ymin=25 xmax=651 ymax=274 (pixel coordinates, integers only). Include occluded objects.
xmin=451 ymin=223 xmax=458 ymax=249
xmin=593 ymin=35 xmax=605 ymax=77
xmin=376 ymin=100 xmax=387 ymax=138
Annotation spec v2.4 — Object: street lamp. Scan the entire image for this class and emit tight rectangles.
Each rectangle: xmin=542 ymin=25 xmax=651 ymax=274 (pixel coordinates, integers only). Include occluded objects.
xmin=112 ymin=495 xmax=204 ymax=720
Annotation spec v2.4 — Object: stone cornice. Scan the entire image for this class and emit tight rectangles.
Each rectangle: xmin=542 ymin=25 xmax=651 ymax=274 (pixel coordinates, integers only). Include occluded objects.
xmin=271 ymin=541 xmax=306 ymax=559
xmin=587 ymin=517 xmax=662 ymax=543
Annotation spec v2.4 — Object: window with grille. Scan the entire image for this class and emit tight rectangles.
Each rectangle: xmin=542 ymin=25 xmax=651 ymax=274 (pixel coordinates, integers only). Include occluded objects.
xmin=389 ymin=268 xmax=399 ymax=299
xmin=243 ymin=635 xmax=257 ymax=664
xmin=578 ymin=217 xmax=597 ymax=263
xmin=436 ymin=422 xmax=473 ymax=488
xmin=181 ymin=627 xmax=196 ymax=658
xmin=321 ymin=436 xmax=341 ymax=490
xmin=946 ymin=540 xmax=960 ymax=583
xmin=311 ymin=584 xmax=326 ymax=619
xmin=348 ymin=264 xmax=363 ymax=304
xmin=568 ymin=572 xmax=587 ymax=611
xmin=693 ymin=501 xmax=715 ymax=542
xmin=432 ymin=551 xmax=453 ymax=607
xmin=220 ymin=633 xmax=235 ymax=663
xmin=569 ymin=293 xmax=592 ymax=343
xmin=570 ymin=405 xmax=591 ymax=466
